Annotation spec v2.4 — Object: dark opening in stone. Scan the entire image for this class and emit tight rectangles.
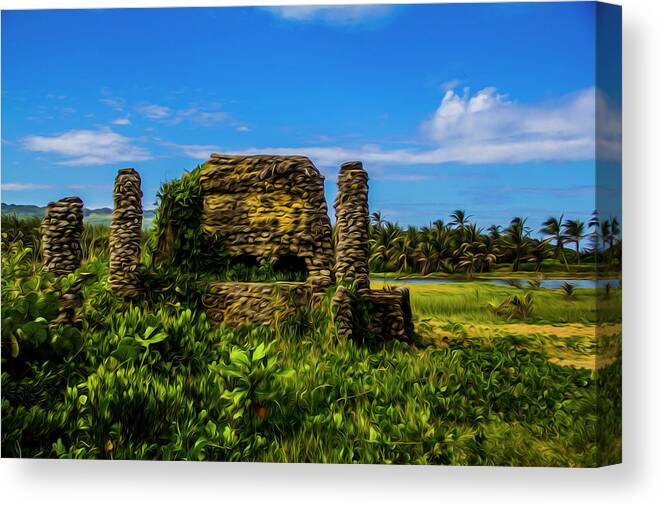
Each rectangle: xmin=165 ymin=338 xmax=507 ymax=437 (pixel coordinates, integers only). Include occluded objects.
xmin=230 ymin=254 xmax=259 ymax=269
xmin=273 ymin=255 xmax=308 ymax=279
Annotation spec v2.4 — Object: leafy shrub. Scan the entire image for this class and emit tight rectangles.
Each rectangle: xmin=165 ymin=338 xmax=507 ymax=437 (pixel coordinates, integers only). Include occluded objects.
xmin=1 ymin=214 xmax=41 ymax=254
xmin=487 ymin=293 xmax=535 ymax=320
xmin=562 ymin=282 xmax=576 ymax=299
xmin=151 ymin=166 xmax=228 ymax=274
xmin=2 ymin=230 xmax=610 ymax=466
xmin=1 ymin=237 xmax=87 ymax=361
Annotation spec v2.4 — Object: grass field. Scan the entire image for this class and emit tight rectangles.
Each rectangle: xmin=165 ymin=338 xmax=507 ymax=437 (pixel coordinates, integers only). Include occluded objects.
xmin=373 ymin=280 xmax=622 ymax=370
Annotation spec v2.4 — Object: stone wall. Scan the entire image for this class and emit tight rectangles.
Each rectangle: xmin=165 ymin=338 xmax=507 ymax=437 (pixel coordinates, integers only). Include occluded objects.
xmin=40 ymin=196 xmax=84 ymax=276
xmin=200 ymin=154 xmax=334 ymax=288
xmin=334 ymin=161 xmax=370 ymax=289
xmin=331 ymin=285 xmax=353 ymax=338
xmin=108 ymin=168 xmax=143 ymax=297
xmin=204 ymin=281 xmax=313 ymax=327
xmin=362 ymin=288 xmax=413 ymax=342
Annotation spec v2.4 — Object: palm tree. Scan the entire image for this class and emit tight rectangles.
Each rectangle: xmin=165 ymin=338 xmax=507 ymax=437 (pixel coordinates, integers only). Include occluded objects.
xmin=463 ymin=223 xmax=483 ymax=244
xmin=449 ymin=209 xmax=472 ymax=229
xmin=588 ymin=209 xmax=601 ymax=264
xmin=481 ymin=235 xmax=502 ymax=270
xmin=370 ymin=211 xmax=386 ymax=229
xmin=487 ymin=224 xmax=502 ymax=240
xmin=562 ymin=218 xmax=585 ymax=265
xmin=457 ymin=249 xmax=479 ymax=279
xmin=413 ymin=240 xmax=436 ymax=275
xmin=600 ymin=220 xmax=611 ymax=252
xmin=368 ymin=222 xmax=402 ymax=272
xmin=609 ymin=217 xmax=622 ymax=265
xmin=506 ymin=217 xmax=530 ymax=271
xmin=527 ymin=240 xmax=552 ymax=272
xmin=540 ymin=215 xmax=568 ymax=268
xmin=609 ymin=217 xmax=620 ymax=250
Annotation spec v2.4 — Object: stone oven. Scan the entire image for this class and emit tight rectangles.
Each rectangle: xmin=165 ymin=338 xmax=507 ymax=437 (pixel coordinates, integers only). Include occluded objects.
xmin=199 ymin=154 xmax=334 ymax=288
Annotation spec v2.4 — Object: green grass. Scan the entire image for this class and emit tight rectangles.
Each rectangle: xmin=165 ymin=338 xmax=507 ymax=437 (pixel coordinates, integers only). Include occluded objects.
xmin=1 ymin=220 xmax=622 ymax=466
xmin=372 ymin=268 xmax=620 ymax=281
xmin=374 ymin=281 xmax=621 ymax=324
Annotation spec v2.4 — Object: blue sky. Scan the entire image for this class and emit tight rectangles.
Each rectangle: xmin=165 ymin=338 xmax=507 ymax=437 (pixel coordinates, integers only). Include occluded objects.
xmin=1 ymin=3 xmax=621 ymax=232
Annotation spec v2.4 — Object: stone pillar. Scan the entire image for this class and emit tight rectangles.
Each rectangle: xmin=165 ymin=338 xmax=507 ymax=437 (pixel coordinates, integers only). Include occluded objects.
xmin=395 ymin=286 xmax=415 ymax=337
xmin=108 ymin=168 xmax=143 ymax=297
xmin=49 ymin=278 xmax=85 ymax=329
xmin=331 ymin=285 xmax=353 ymax=338
xmin=41 ymin=196 xmax=84 ymax=275
xmin=333 ymin=161 xmax=370 ymax=289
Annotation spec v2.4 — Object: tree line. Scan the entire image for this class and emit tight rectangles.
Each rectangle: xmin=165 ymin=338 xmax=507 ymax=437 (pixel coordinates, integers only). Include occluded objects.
xmin=367 ymin=209 xmax=621 ymax=275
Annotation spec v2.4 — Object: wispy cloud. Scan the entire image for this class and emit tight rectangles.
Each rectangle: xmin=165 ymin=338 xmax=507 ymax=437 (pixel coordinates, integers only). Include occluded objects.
xmin=171 ymin=108 xmax=228 ymax=127
xmin=265 ymin=5 xmax=394 ymax=25
xmin=65 ymin=183 xmax=113 ymax=190
xmin=137 ymin=104 xmax=171 ymax=120
xmin=2 ymin=182 xmax=53 ymax=191
xmin=168 ymin=143 xmax=221 ymax=159
xmin=99 ymin=97 xmax=125 ymax=111
xmin=137 ymin=104 xmax=228 ymax=127
xmin=22 ymin=128 xmax=152 ymax=166
xmin=441 ymin=79 xmax=462 ymax=92
xmin=112 ymin=117 xmax=131 ymax=125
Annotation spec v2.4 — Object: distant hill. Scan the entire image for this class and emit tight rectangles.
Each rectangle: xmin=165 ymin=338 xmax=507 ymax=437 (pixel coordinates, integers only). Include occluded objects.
xmin=1 ymin=203 xmax=46 ymax=218
xmin=2 ymin=203 xmax=156 ymax=227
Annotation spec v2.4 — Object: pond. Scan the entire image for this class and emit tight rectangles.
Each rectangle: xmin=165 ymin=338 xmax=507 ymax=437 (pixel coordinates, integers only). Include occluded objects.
xmin=370 ymin=277 xmax=621 ymax=289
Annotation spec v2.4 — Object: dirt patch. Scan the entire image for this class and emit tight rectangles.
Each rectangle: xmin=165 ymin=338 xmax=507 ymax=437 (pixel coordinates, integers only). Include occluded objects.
xmin=468 ymin=322 xmax=621 ymax=338
xmin=420 ymin=319 xmax=621 ymax=370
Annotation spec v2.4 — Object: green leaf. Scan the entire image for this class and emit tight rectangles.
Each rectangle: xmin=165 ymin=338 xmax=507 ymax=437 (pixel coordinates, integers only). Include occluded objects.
xmin=51 ymin=326 xmax=83 ymax=356
xmin=135 ymin=331 xmax=168 ymax=347
xmin=252 ymin=342 xmax=267 ymax=362
xmin=111 ymin=338 xmax=141 ymax=361
xmin=19 ymin=320 xmax=48 ymax=345
xmin=275 ymin=368 xmax=295 ymax=380
xmin=10 ymin=334 xmax=19 ymax=358
xmin=230 ymin=347 xmax=251 ymax=368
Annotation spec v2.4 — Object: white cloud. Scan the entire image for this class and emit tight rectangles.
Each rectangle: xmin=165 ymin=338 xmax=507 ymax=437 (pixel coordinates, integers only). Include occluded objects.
xmin=421 ymin=86 xmax=596 ymax=159
xmin=137 ymin=104 xmax=228 ymax=127
xmin=227 ymin=86 xmax=618 ymax=168
xmin=112 ymin=117 xmax=131 ymax=125
xmin=66 ymin=183 xmax=113 ymax=190
xmin=99 ymin=97 xmax=125 ymax=111
xmin=169 ymin=108 xmax=228 ymax=127
xmin=171 ymin=143 xmax=221 ymax=159
xmin=2 ymin=182 xmax=52 ymax=191
xmin=265 ymin=5 xmax=393 ymax=25
xmin=165 ymin=86 xmax=619 ymax=173
xmin=137 ymin=104 xmax=171 ymax=120
xmin=22 ymin=128 xmax=152 ymax=166
xmin=441 ymin=79 xmax=462 ymax=92
xmin=236 ymin=126 xmax=251 ymax=132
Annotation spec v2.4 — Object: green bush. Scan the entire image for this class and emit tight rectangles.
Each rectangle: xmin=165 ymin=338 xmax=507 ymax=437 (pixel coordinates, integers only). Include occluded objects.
xmin=1 ymin=215 xmax=619 ymax=466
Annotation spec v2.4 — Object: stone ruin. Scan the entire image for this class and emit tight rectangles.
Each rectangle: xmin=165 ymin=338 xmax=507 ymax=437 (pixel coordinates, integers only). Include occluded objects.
xmin=39 ymin=154 xmax=414 ymax=342
xmin=184 ymin=154 xmax=412 ymax=341
xmin=108 ymin=168 xmax=143 ymax=297
xmin=41 ymin=196 xmax=84 ymax=276
xmin=199 ymin=154 xmax=334 ymax=289
xmin=38 ymin=196 xmax=86 ymax=329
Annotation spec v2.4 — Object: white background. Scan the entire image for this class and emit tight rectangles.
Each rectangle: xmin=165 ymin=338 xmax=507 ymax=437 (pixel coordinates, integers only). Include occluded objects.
xmin=1 ymin=0 xmax=659 ymax=505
